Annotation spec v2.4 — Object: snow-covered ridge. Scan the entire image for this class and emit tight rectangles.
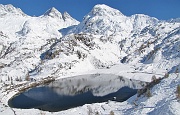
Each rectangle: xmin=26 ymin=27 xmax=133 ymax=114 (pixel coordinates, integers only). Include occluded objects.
xmin=44 ymin=7 xmax=63 ymax=19
xmin=43 ymin=7 xmax=77 ymax=22
xmin=90 ymin=4 xmax=124 ymax=17
xmin=168 ymin=18 xmax=180 ymax=23
xmin=130 ymin=14 xmax=159 ymax=33
xmin=43 ymin=7 xmax=79 ymax=24
xmin=0 ymin=4 xmax=26 ymax=16
xmin=72 ymin=4 xmax=159 ymax=37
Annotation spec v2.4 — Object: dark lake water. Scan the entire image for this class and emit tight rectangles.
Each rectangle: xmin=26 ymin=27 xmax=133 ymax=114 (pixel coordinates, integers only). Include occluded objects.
xmin=8 ymin=74 xmax=146 ymax=112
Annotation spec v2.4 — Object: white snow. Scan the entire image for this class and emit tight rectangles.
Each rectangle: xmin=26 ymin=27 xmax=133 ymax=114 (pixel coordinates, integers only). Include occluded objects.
xmin=0 ymin=4 xmax=180 ymax=115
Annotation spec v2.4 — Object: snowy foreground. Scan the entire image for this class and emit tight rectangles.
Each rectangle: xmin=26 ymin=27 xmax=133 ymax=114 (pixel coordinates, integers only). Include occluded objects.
xmin=0 ymin=68 xmax=180 ymax=115
xmin=0 ymin=4 xmax=180 ymax=115
xmin=0 ymin=65 xmax=180 ymax=115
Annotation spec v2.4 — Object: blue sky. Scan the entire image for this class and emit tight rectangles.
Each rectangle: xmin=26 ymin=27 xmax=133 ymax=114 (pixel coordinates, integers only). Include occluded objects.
xmin=0 ymin=0 xmax=180 ymax=21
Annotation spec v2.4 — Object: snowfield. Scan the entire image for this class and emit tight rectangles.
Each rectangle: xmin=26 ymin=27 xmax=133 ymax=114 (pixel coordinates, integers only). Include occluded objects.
xmin=0 ymin=4 xmax=180 ymax=115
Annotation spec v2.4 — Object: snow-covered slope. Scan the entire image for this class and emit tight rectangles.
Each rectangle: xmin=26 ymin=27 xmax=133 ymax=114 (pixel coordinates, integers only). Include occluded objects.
xmin=119 ymin=21 xmax=180 ymax=73
xmin=0 ymin=4 xmax=180 ymax=115
xmin=39 ymin=4 xmax=179 ymax=78
xmin=0 ymin=4 xmax=79 ymax=81
xmin=71 ymin=4 xmax=158 ymax=38
xmin=0 ymin=4 xmax=26 ymax=16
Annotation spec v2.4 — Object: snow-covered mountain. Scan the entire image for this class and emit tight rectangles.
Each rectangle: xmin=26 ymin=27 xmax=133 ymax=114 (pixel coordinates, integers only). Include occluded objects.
xmin=0 ymin=4 xmax=79 ymax=80
xmin=0 ymin=4 xmax=180 ymax=115
xmin=0 ymin=4 xmax=26 ymax=16
xmin=71 ymin=4 xmax=159 ymax=37
xmin=0 ymin=3 xmax=179 ymax=82
xmin=39 ymin=4 xmax=179 ymax=78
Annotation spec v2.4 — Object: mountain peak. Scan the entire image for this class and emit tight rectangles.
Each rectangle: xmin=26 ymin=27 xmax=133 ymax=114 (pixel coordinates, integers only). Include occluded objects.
xmin=44 ymin=7 xmax=62 ymax=19
xmin=93 ymin=4 xmax=115 ymax=10
xmin=0 ymin=4 xmax=26 ymax=16
xmin=90 ymin=4 xmax=124 ymax=17
xmin=72 ymin=4 xmax=126 ymax=35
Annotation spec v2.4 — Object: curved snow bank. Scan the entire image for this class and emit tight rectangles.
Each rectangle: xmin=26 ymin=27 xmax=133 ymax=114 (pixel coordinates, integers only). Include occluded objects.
xmin=127 ymin=73 xmax=180 ymax=115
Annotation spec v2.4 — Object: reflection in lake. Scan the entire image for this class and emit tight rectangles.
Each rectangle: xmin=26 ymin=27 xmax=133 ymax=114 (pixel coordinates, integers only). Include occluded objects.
xmin=8 ymin=74 xmax=146 ymax=112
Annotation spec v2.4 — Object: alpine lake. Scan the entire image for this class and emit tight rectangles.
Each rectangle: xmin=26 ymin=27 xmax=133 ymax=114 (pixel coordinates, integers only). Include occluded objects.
xmin=8 ymin=74 xmax=146 ymax=112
